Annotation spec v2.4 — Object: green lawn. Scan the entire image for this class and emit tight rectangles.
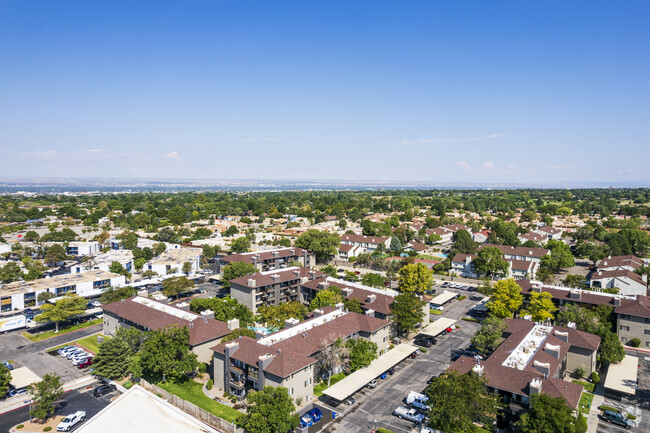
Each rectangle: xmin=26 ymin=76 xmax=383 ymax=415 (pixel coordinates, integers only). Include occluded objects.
xmin=578 ymin=391 xmax=594 ymax=414
xmin=75 ymin=334 xmax=110 ymax=354
xmin=572 ymin=380 xmax=595 ymax=393
xmin=314 ymin=372 xmax=348 ymax=397
xmin=430 ymin=309 xmax=443 ymax=315
xmin=157 ymin=380 xmax=241 ymax=421
xmin=22 ymin=319 xmax=102 ymax=342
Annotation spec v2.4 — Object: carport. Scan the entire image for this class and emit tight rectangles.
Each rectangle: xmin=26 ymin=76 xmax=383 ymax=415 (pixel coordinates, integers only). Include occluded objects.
xmin=429 ymin=291 xmax=459 ymax=307
xmin=322 ymin=344 xmax=418 ymax=401
xmin=604 ymin=355 xmax=638 ymax=401
xmin=419 ymin=317 xmax=457 ymax=338
xmin=9 ymin=366 xmax=42 ymax=389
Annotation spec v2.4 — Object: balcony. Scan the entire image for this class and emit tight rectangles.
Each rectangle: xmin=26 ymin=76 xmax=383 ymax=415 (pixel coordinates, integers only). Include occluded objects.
xmin=230 ymin=380 xmax=245 ymax=389
xmin=229 ymin=363 xmax=244 ymax=374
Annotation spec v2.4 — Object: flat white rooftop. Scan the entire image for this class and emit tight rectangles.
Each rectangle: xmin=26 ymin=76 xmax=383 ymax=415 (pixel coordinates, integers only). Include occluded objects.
xmin=429 ymin=291 xmax=459 ymax=306
xmin=419 ymin=318 xmax=457 ymax=337
xmin=10 ymin=366 xmax=41 ymax=389
xmin=502 ymin=324 xmax=553 ymax=370
xmin=258 ymin=308 xmax=347 ymax=346
xmin=326 ymin=277 xmax=399 ymax=297
xmin=76 ymin=386 xmax=222 ymax=433
xmin=604 ymin=355 xmax=638 ymax=396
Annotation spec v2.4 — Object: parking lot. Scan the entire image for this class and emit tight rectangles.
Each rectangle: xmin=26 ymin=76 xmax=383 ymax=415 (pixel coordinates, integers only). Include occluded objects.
xmin=320 ymin=286 xmax=483 ymax=433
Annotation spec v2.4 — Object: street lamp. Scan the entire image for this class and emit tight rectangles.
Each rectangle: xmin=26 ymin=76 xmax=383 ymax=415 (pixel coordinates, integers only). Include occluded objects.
xmin=374 ymin=419 xmax=377 ymax=431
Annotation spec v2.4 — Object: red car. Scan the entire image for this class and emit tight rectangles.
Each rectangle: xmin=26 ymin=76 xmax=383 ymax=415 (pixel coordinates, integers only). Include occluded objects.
xmin=77 ymin=358 xmax=93 ymax=369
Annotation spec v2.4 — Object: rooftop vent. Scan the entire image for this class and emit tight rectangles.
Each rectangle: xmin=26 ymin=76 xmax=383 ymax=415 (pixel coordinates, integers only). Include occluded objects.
xmin=554 ymin=330 xmax=569 ymax=342
xmin=530 ymin=378 xmax=542 ymax=394
xmin=248 ymin=278 xmax=256 ymax=287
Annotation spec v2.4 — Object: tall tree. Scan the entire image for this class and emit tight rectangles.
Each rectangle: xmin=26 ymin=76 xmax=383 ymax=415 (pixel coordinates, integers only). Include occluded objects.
xmin=0 ymin=364 xmax=11 ymax=396
xmin=391 ymin=292 xmax=425 ymax=335
xmin=523 ymin=291 xmax=558 ymax=321
xmin=295 ymin=229 xmax=341 ymax=263
xmin=486 ymin=278 xmax=523 ymax=319
xmin=221 ymin=261 xmax=257 ymax=288
xmin=100 ymin=286 xmax=137 ymax=304
xmin=599 ymin=330 xmax=625 ymax=364
xmin=309 ymin=288 xmax=344 ymax=310
xmin=389 ymin=236 xmax=402 ymax=251
xmin=426 ymin=371 xmax=499 ymax=433
xmin=0 ymin=262 xmax=23 ymax=283
xmin=35 ymin=293 xmax=87 ymax=332
xmin=139 ymin=325 xmax=198 ymax=382
xmin=398 ymin=262 xmax=433 ymax=293
xmin=189 ymin=296 xmax=255 ymax=326
xmin=453 ymin=229 xmax=478 ymax=254
xmin=230 ymin=236 xmax=251 ymax=253
xmin=161 ymin=276 xmax=194 ymax=299
xmin=518 ymin=394 xmax=587 ymax=433
xmin=93 ymin=337 xmax=132 ymax=380
xmin=182 ymin=261 xmax=192 ymax=275
xmin=473 ymin=247 xmax=509 ymax=279
xmin=317 ymin=336 xmax=348 ymax=386
xmin=28 ymin=373 xmax=64 ymax=421
xmin=470 ymin=315 xmax=507 ymax=355
xmin=346 ymin=338 xmax=377 ymax=372
xmin=360 ymin=272 xmax=387 ymax=288
xmin=238 ymin=386 xmax=299 ymax=433
xmin=257 ymin=302 xmax=308 ymax=331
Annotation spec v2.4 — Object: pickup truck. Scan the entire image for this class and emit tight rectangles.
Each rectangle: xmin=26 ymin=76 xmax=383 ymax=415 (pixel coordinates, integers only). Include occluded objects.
xmin=57 ymin=411 xmax=86 ymax=431
xmin=406 ymin=391 xmax=430 ymax=411
xmin=393 ymin=406 xmax=425 ymax=424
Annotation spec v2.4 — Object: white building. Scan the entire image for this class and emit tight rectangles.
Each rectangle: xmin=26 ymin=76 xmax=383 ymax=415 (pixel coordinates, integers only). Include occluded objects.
xmin=144 ymin=248 xmax=202 ymax=277
xmin=340 ymin=234 xmax=390 ymax=253
xmin=590 ymin=270 xmax=647 ymax=297
xmin=65 ymin=241 xmax=101 ymax=257
xmin=71 ymin=250 xmax=134 ymax=275
xmin=0 ymin=270 xmax=126 ymax=312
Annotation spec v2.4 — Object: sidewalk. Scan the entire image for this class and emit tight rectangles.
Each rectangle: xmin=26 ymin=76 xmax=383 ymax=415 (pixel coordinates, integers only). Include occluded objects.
xmin=0 ymin=375 xmax=97 ymax=416
xmin=586 ymin=380 xmax=605 ymax=433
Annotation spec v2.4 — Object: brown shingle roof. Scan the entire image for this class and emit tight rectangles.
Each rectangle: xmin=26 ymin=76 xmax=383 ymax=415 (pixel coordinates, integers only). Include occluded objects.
xmin=301 ymin=278 xmax=395 ymax=316
xmin=103 ymin=297 xmax=231 ymax=346
xmin=598 ymin=255 xmax=643 ymax=271
xmin=590 ymin=269 xmax=646 ymax=286
xmin=341 ymin=234 xmax=388 ymax=245
xmin=479 ymin=244 xmax=550 ymax=258
xmin=229 ymin=267 xmax=325 ymax=288
xmin=221 ymin=248 xmax=310 ymax=265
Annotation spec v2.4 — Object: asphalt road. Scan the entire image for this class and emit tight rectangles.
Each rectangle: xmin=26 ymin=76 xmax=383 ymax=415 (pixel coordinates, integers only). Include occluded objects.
xmin=0 ymin=324 xmax=102 ymax=384
xmin=322 ymin=288 xmax=482 ymax=433
xmin=0 ymin=384 xmax=117 ymax=433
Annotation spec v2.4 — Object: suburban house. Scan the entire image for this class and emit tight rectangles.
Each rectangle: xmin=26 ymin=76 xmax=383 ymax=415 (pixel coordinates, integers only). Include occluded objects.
xmin=597 ymin=255 xmax=644 ymax=273
xmin=478 ymin=244 xmax=550 ymax=263
xmin=340 ymin=234 xmax=390 ymax=253
xmin=533 ymin=226 xmax=564 ymax=241
xmin=229 ymin=266 xmax=326 ymax=314
xmin=218 ymin=247 xmax=315 ymax=272
xmin=403 ymin=241 xmax=432 ymax=253
xmin=71 ymin=249 xmax=134 ymax=274
xmin=426 ymin=227 xmax=453 ymax=243
xmin=211 ymin=305 xmax=390 ymax=402
xmin=518 ymin=232 xmax=548 ymax=245
xmin=102 ymin=296 xmax=233 ymax=363
xmin=448 ymin=318 xmax=600 ymax=421
xmin=338 ymin=244 xmax=362 ymax=260
xmin=300 ymin=277 xmax=399 ymax=320
xmin=144 ymin=247 xmax=202 ymax=277
xmin=0 ymin=270 xmax=126 ymax=312
xmin=589 ymin=269 xmax=647 ymax=296
xmin=518 ymin=279 xmax=650 ymax=347
xmin=472 ymin=230 xmax=490 ymax=244
xmin=451 ymin=253 xmax=539 ymax=280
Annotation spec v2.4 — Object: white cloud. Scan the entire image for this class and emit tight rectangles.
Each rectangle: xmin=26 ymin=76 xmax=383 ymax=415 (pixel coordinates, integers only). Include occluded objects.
xmin=164 ymin=151 xmax=181 ymax=160
xmin=389 ymin=133 xmax=505 ymax=147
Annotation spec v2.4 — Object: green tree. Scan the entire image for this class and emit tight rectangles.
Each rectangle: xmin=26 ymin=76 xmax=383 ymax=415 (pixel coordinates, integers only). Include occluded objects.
xmin=319 ymin=264 xmax=338 ymax=278
xmin=202 ymin=244 xmax=216 ymax=260
xmin=167 ymin=206 xmax=188 ymax=225
xmin=360 ymin=272 xmax=387 ymax=288
xmin=37 ymin=291 xmax=56 ymax=303
xmin=398 ymin=262 xmax=433 ymax=293
xmin=518 ymin=393 xmax=586 ymax=433
xmin=154 ymin=242 xmax=167 ymax=256
xmin=473 ymin=247 xmax=509 ymax=279
xmin=161 ymin=276 xmax=194 ymax=299
xmin=0 ymin=262 xmax=23 ymax=283
xmin=230 ymin=236 xmax=251 ymax=253
xmin=224 ymin=225 xmax=239 ymax=237
xmin=0 ymin=364 xmax=11 ymax=396
xmin=599 ymin=330 xmax=625 ymax=364
xmin=93 ymin=337 xmax=132 ymax=380
xmin=562 ymin=274 xmax=587 ymax=288
xmin=182 ymin=261 xmax=192 ymax=275
xmin=486 ymin=278 xmax=523 ymax=319
xmin=309 ymin=288 xmax=344 ymax=310
xmin=157 ymin=227 xmax=176 ymax=243
xmin=295 ymin=229 xmax=341 ymax=263
xmin=189 ymin=296 xmax=256 ymax=326
xmin=221 ymin=261 xmax=257 ymax=288
xmin=453 ymin=229 xmax=478 ymax=254
xmin=470 ymin=315 xmax=507 ymax=355
xmin=24 ymin=230 xmax=40 ymax=242
xmin=28 ymin=373 xmax=64 ymax=421
xmin=540 ymin=239 xmax=575 ymax=272
xmin=257 ymin=302 xmax=307 ymax=331
xmin=426 ymin=371 xmax=499 ymax=433
xmin=391 ymin=292 xmax=425 ymax=335
xmin=389 ymin=236 xmax=402 ymax=251
xmin=134 ymin=257 xmax=147 ymax=271
xmin=522 ymin=291 xmax=558 ymax=321
xmin=343 ymin=270 xmax=359 ymax=282
xmin=343 ymin=297 xmax=363 ymax=313
xmin=109 ymin=261 xmax=130 ymax=277
xmin=100 ymin=286 xmax=137 ymax=304
xmin=238 ymin=386 xmax=299 ymax=433
xmin=346 ymin=338 xmax=377 ymax=372
xmin=221 ymin=328 xmax=256 ymax=343
xmin=35 ymin=293 xmax=87 ymax=332
xmin=139 ymin=325 xmax=198 ymax=382
xmin=115 ymin=326 xmax=144 ymax=353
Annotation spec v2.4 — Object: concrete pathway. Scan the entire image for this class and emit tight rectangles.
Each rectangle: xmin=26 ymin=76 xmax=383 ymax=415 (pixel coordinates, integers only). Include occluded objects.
xmin=586 ymin=380 xmax=605 ymax=433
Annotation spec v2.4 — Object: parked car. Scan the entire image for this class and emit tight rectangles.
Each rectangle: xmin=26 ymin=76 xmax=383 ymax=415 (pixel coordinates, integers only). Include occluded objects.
xmin=387 ymin=367 xmax=396 ymax=375
xmin=70 ymin=352 xmax=92 ymax=362
xmin=91 ymin=300 xmax=101 ymax=308
xmin=67 ymin=349 xmax=86 ymax=359
xmin=8 ymin=387 xmax=28 ymax=397
xmin=414 ymin=338 xmax=432 ymax=348
xmin=406 ymin=391 xmax=430 ymax=412
xmin=77 ymin=358 xmax=93 ymax=369
xmin=2 ymin=361 xmax=14 ymax=371
xmin=73 ymin=355 xmax=93 ymax=366
xmin=379 ymin=372 xmax=388 ymax=379
xmin=344 ymin=397 xmax=355 ymax=405
xmin=308 ymin=407 xmax=323 ymax=423
xmin=59 ymin=347 xmax=80 ymax=357
xmin=300 ymin=413 xmax=314 ymax=428
xmin=57 ymin=346 xmax=76 ymax=355
xmin=601 ymin=410 xmax=634 ymax=429
xmin=393 ymin=406 xmax=425 ymax=424
xmin=57 ymin=411 xmax=86 ymax=432
xmin=93 ymin=384 xmax=116 ymax=397
xmin=367 ymin=379 xmax=377 ymax=389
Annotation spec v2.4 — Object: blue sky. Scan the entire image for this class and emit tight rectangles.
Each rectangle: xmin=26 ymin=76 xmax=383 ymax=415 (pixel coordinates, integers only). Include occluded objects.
xmin=0 ymin=1 xmax=649 ymax=185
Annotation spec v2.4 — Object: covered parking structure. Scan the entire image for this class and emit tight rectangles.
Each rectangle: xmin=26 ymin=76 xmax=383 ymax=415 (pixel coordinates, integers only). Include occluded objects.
xmin=604 ymin=355 xmax=638 ymax=401
xmin=419 ymin=317 xmax=457 ymax=338
xmin=429 ymin=291 xmax=459 ymax=308
xmin=9 ymin=366 xmax=42 ymax=390
xmin=322 ymin=344 xmax=418 ymax=402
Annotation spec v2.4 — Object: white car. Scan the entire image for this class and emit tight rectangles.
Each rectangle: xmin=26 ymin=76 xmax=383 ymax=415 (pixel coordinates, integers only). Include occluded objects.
xmin=406 ymin=391 xmax=430 ymax=411
xmin=60 ymin=347 xmax=82 ymax=358
xmin=91 ymin=300 xmax=101 ymax=308
xmin=70 ymin=352 xmax=91 ymax=362
xmin=72 ymin=355 xmax=93 ymax=366
xmin=393 ymin=406 xmax=425 ymax=424
xmin=57 ymin=411 xmax=85 ymax=431
xmin=68 ymin=350 xmax=89 ymax=360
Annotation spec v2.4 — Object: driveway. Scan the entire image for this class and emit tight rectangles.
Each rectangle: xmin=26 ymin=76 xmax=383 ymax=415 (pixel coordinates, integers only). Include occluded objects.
xmin=0 ymin=325 xmax=102 ymax=384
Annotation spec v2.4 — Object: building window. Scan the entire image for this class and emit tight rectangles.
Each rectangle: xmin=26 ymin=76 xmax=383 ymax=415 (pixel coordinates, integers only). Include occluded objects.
xmin=621 ymin=314 xmax=629 ymax=319
xmin=645 ymin=330 xmax=650 ymax=335
xmin=620 ymin=325 xmax=630 ymax=331
xmin=621 ymin=337 xmax=627 ymax=343
xmin=646 ymin=341 xmax=650 ymax=348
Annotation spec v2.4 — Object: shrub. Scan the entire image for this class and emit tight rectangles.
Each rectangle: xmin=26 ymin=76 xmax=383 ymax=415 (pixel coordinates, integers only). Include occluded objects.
xmin=206 ymin=380 xmax=213 ymax=390
xmin=458 ymin=295 xmax=467 ymax=301
xmin=575 ymin=367 xmax=586 ymax=378
xmin=43 ymin=428 xmax=52 ymax=432
xmin=224 ymin=392 xmax=230 ymax=398
xmin=198 ymin=362 xmax=209 ymax=374
xmin=590 ymin=371 xmax=600 ymax=385
xmin=230 ymin=396 xmax=237 ymax=403
xmin=462 ymin=317 xmax=479 ymax=322
xmin=629 ymin=338 xmax=641 ymax=347
xmin=16 ymin=425 xmax=24 ymax=430
xmin=296 ymin=396 xmax=303 ymax=406
xmin=419 ymin=348 xmax=427 ymax=353
xmin=388 ymin=344 xmax=395 ymax=350
xmin=627 ymin=414 xmax=636 ymax=420
xmin=123 ymin=381 xmax=133 ymax=389
xmin=377 ymin=428 xmax=394 ymax=433
xmin=599 ymin=404 xmax=618 ymax=413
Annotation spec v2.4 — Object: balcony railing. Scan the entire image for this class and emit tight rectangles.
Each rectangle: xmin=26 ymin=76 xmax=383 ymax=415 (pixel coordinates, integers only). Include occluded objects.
xmin=230 ymin=380 xmax=245 ymax=389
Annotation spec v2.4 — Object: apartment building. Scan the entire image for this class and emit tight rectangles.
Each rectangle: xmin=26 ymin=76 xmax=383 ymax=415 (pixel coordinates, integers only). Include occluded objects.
xmin=589 ymin=269 xmax=647 ymax=296
xmin=451 ymin=253 xmax=539 ymax=280
xmin=65 ymin=241 xmax=101 ymax=257
xmin=478 ymin=244 xmax=550 ymax=263
xmin=229 ymin=267 xmax=326 ymax=314
xmin=219 ymin=247 xmax=315 ymax=272
xmin=340 ymin=234 xmax=390 ymax=253
xmin=449 ymin=319 xmax=599 ymax=420
xmin=0 ymin=270 xmax=125 ymax=312
xmin=102 ymin=296 xmax=233 ymax=363
xmin=533 ymin=226 xmax=563 ymax=241
xmin=597 ymin=255 xmax=644 ymax=273
xmin=71 ymin=249 xmax=134 ymax=274
xmin=518 ymin=232 xmax=548 ymax=245
xmin=212 ymin=306 xmax=390 ymax=401
xmin=145 ymin=247 xmax=202 ymax=277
